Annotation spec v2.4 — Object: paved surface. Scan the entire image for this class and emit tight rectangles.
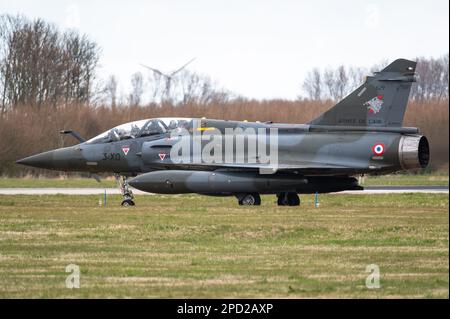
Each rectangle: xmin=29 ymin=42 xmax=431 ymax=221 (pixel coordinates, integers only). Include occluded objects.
xmin=0 ymin=186 xmax=447 ymax=195
xmin=0 ymin=188 xmax=147 ymax=195
xmin=340 ymin=185 xmax=448 ymax=194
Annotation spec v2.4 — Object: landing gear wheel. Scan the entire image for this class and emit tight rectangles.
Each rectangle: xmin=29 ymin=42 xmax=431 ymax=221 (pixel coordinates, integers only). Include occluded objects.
xmin=237 ymin=193 xmax=261 ymax=206
xmin=116 ymin=174 xmax=135 ymax=207
xmin=277 ymin=192 xmax=300 ymax=206
xmin=121 ymin=199 xmax=135 ymax=206
xmin=287 ymin=193 xmax=300 ymax=206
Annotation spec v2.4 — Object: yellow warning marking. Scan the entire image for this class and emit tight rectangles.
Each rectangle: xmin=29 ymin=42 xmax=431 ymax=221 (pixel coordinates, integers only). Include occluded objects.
xmin=196 ymin=127 xmax=216 ymax=131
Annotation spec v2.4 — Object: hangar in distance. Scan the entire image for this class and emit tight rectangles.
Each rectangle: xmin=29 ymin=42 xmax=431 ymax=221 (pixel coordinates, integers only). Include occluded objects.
xmin=17 ymin=59 xmax=429 ymax=206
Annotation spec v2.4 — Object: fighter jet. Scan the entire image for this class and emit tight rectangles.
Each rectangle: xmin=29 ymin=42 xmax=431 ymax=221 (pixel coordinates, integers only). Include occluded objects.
xmin=17 ymin=59 xmax=429 ymax=206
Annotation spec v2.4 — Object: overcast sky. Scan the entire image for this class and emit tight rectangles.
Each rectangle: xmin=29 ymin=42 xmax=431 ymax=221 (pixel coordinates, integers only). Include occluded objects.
xmin=1 ymin=0 xmax=449 ymax=100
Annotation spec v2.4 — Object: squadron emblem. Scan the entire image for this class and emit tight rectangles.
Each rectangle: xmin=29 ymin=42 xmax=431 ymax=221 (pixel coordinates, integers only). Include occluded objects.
xmin=364 ymin=95 xmax=384 ymax=114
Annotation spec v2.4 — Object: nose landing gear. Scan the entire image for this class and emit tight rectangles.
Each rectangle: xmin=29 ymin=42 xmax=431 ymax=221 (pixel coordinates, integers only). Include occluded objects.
xmin=116 ymin=175 xmax=135 ymax=206
xmin=236 ymin=193 xmax=261 ymax=206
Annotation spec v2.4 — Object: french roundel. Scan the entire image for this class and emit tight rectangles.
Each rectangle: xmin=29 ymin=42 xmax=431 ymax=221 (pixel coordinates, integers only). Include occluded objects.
xmin=372 ymin=143 xmax=385 ymax=156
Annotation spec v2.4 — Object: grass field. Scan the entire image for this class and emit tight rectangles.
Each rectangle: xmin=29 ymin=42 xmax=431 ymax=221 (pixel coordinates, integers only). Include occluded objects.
xmin=0 ymin=177 xmax=117 ymax=188
xmin=0 ymin=173 xmax=448 ymax=188
xmin=0 ymin=193 xmax=448 ymax=298
xmin=360 ymin=174 xmax=449 ymax=187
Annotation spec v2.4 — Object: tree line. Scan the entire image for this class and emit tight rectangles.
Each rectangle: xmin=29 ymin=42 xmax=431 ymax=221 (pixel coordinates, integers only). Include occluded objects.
xmin=301 ymin=55 xmax=449 ymax=102
xmin=100 ymin=69 xmax=232 ymax=108
xmin=0 ymin=14 xmax=99 ymax=113
xmin=0 ymin=15 xmax=231 ymax=111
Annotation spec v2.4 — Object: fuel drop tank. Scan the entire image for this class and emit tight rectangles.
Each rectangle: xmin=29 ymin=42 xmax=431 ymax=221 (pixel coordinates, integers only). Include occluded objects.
xmin=129 ymin=170 xmax=308 ymax=195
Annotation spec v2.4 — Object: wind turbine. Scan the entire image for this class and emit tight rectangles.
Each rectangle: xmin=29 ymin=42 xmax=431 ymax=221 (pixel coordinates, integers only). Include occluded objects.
xmin=140 ymin=58 xmax=196 ymax=101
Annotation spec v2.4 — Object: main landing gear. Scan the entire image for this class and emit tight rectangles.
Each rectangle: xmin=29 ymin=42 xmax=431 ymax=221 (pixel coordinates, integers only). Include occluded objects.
xmin=235 ymin=192 xmax=301 ymax=206
xmin=277 ymin=192 xmax=300 ymax=206
xmin=116 ymin=175 xmax=135 ymax=206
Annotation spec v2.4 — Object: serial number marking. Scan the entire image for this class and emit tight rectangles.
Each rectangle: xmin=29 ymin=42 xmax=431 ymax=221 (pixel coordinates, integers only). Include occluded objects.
xmin=102 ymin=153 xmax=121 ymax=161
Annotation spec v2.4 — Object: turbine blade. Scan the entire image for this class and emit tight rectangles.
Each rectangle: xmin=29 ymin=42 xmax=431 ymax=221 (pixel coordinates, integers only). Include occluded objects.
xmin=170 ymin=57 xmax=196 ymax=76
xmin=139 ymin=64 xmax=168 ymax=77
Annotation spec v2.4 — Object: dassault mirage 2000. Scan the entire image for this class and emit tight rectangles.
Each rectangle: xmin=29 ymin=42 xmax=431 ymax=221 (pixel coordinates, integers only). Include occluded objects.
xmin=17 ymin=59 xmax=429 ymax=206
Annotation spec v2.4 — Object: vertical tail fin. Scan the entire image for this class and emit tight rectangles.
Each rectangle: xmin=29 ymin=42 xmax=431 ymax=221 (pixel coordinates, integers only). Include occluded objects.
xmin=309 ymin=59 xmax=417 ymax=127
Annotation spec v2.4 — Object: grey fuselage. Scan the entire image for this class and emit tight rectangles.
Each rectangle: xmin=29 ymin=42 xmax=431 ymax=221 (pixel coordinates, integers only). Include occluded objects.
xmin=17 ymin=118 xmax=429 ymax=196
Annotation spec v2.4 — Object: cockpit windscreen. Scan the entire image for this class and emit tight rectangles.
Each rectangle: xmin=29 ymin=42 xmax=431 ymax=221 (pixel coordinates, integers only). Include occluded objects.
xmin=85 ymin=118 xmax=193 ymax=144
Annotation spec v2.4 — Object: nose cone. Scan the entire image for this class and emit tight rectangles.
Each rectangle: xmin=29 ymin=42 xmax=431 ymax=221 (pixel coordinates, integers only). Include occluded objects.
xmin=16 ymin=147 xmax=80 ymax=170
xmin=16 ymin=150 xmax=55 ymax=169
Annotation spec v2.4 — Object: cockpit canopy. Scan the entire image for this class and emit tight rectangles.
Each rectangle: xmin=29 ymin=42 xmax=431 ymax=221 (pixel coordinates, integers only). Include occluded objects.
xmin=86 ymin=117 xmax=193 ymax=144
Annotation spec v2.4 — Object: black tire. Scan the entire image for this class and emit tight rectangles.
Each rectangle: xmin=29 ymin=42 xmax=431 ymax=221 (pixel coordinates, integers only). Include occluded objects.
xmin=287 ymin=193 xmax=300 ymax=206
xmin=121 ymin=199 xmax=135 ymax=206
xmin=277 ymin=194 xmax=288 ymax=206
xmin=239 ymin=193 xmax=261 ymax=206
xmin=277 ymin=193 xmax=300 ymax=206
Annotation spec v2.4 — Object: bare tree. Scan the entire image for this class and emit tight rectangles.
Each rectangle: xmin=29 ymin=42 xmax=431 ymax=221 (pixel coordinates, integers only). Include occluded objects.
xmin=348 ymin=66 xmax=367 ymax=91
xmin=173 ymin=70 xmax=231 ymax=105
xmin=411 ymin=55 xmax=449 ymax=101
xmin=335 ymin=65 xmax=349 ymax=100
xmin=128 ymin=72 xmax=144 ymax=106
xmin=105 ymin=75 xmax=117 ymax=107
xmin=61 ymin=31 xmax=99 ymax=105
xmin=300 ymin=55 xmax=449 ymax=102
xmin=142 ymin=66 xmax=230 ymax=106
xmin=177 ymin=70 xmax=201 ymax=105
xmin=0 ymin=14 xmax=99 ymax=112
xmin=146 ymin=71 xmax=165 ymax=104
xmin=440 ymin=53 xmax=449 ymax=100
xmin=302 ymin=68 xmax=322 ymax=100
xmin=323 ymin=68 xmax=337 ymax=100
